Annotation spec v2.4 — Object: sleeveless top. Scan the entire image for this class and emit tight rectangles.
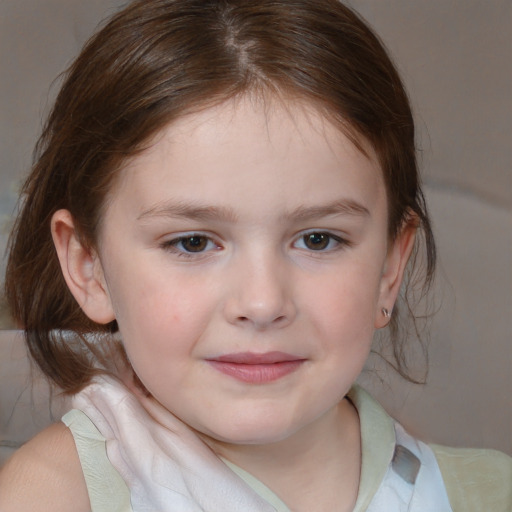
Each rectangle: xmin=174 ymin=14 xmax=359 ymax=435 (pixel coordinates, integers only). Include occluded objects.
xmin=62 ymin=378 xmax=512 ymax=511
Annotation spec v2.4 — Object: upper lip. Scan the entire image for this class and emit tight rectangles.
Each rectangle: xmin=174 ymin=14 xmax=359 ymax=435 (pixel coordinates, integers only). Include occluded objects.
xmin=207 ymin=351 xmax=304 ymax=364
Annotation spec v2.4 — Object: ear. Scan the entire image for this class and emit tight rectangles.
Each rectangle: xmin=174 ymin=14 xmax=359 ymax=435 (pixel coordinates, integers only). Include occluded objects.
xmin=51 ymin=209 xmax=115 ymax=324
xmin=375 ymin=218 xmax=417 ymax=329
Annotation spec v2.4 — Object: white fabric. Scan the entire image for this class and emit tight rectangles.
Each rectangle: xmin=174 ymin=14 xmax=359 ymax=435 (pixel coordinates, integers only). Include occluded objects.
xmin=72 ymin=377 xmax=454 ymax=511
xmin=366 ymin=423 xmax=453 ymax=512
xmin=72 ymin=376 xmax=276 ymax=512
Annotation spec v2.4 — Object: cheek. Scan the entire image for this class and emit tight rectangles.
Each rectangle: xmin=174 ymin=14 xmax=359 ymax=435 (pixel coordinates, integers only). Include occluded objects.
xmin=308 ymin=265 xmax=382 ymax=326
xmin=108 ymin=259 xmax=208 ymax=325
xmin=302 ymin=263 xmax=382 ymax=366
xmin=109 ymin=271 xmax=219 ymax=366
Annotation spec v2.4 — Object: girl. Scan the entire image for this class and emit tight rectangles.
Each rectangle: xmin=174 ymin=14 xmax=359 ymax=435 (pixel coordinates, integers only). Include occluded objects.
xmin=0 ymin=0 xmax=510 ymax=510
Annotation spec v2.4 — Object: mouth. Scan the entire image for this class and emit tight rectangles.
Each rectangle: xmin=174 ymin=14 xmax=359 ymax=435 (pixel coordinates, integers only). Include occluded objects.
xmin=206 ymin=351 xmax=306 ymax=384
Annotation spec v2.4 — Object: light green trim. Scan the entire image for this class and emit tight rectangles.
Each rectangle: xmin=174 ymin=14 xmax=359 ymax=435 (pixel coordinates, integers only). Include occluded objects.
xmin=222 ymin=386 xmax=396 ymax=512
xmin=62 ymin=410 xmax=132 ymax=512
xmin=349 ymin=386 xmax=396 ymax=512
xmin=62 ymin=389 xmax=512 ymax=511
xmin=222 ymin=458 xmax=290 ymax=511
xmin=432 ymin=444 xmax=512 ymax=511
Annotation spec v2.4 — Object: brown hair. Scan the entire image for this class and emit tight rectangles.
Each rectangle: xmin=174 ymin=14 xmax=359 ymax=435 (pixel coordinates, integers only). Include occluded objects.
xmin=5 ymin=0 xmax=435 ymax=393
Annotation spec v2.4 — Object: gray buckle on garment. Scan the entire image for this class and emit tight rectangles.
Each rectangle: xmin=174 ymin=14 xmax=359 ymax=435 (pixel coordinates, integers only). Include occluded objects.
xmin=392 ymin=445 xmax=421 ymax=484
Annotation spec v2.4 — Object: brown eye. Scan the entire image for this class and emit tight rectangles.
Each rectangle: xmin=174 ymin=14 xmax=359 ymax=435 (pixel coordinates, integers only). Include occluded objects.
xmin=162 ymin=233 xmax=220 ymax=258
xmin=303 ymin=232 xmax=331 ymax=250
xmin=179 ymin=235 xmax=209 ymax=252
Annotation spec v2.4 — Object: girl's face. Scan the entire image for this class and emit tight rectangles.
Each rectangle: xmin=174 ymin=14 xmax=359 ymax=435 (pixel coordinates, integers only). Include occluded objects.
xmin=88 ymin=97 xmax=410 ymax=445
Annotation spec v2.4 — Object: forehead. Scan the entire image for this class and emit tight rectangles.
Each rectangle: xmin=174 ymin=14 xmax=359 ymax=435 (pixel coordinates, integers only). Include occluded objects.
xmin=106 ymin=96 xmax=385 ymax=221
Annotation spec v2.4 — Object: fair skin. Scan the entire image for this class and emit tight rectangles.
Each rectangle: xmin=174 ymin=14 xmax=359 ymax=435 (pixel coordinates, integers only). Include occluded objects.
xmin=0 ymin=97 xmax=415 ymax=511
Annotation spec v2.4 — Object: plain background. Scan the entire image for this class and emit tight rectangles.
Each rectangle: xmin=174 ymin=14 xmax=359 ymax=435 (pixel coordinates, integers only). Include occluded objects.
xmin=0 ymin=0 xmax=511 ymax=465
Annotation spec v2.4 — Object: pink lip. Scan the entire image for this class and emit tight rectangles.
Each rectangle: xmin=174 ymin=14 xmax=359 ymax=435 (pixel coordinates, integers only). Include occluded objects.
xmin=206 ymin=351 xmax=306 ymax=384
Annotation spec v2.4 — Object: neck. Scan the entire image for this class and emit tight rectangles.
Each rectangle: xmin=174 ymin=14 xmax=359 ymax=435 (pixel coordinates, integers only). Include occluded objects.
xmin=201 ymin=398 xmax=362 ymax=512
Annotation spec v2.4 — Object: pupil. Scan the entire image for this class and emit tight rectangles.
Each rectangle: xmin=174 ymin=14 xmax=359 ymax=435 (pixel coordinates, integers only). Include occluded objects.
xmin=305 ymin=233 xmax=329 ymax=250
xmin=183 ymin=236 xmax=207 ymax=252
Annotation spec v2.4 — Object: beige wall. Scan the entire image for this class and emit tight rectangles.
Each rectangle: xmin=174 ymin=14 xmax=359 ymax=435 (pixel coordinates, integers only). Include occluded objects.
xmin=1 ymin=0 xmax=511 ymax=463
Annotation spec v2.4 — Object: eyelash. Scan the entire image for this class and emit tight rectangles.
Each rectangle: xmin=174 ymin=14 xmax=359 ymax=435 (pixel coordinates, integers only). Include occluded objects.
xmin=292 ymin=231 xmax=349 ymax=252
xmin=160 ymin=230 xmax=349 ymax=259
xmin=160 ymin=234 xmax=221 ymax=258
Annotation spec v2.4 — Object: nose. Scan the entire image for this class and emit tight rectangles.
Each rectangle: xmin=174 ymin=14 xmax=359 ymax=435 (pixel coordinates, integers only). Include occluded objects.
xmin=223 ymin=252 xmax=297 ymax=330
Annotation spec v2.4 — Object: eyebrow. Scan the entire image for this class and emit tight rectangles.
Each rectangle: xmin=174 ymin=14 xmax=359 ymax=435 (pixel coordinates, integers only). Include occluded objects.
xmin=137 ymin=199 xmax=370 ymax=223
xmin=137 ymin=201 xmax=238 ymax=222
xmin=285 ymin=200 xmax=370 ymax=221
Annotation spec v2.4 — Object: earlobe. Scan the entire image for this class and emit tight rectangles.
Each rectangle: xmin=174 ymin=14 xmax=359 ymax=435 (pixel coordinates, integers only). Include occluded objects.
xmin=51 ymin=209 xmax=116 ymax=324
xmin=375 ymin=219 xmax=417 ymax=329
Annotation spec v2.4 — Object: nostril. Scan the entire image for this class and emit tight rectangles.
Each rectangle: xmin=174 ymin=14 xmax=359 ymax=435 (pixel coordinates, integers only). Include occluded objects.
xmin=235 ymin=314 xmax=287 ymax=327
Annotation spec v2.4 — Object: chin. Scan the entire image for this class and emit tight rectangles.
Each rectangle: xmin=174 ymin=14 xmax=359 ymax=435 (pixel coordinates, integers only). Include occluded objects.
xmin=209 ymin=431 xmax=293 ymax=447
xmin=200 ymin=416 xmax=300 ymax=446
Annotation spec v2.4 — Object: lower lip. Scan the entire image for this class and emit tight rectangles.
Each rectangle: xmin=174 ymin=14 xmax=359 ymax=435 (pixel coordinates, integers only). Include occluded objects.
xmin=206 ymin=360 xmax=304 ymax=384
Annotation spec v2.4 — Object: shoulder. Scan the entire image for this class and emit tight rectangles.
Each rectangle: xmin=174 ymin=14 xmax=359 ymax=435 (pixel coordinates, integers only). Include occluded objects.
xmin=431 ymin=443 xmax=512 ymax=512
xmin=0 ymin=421 xmax=91 ymax=512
